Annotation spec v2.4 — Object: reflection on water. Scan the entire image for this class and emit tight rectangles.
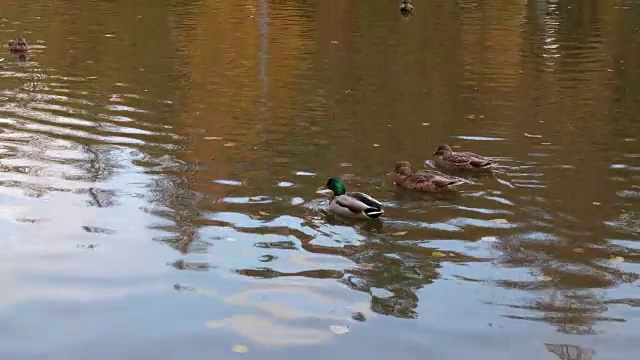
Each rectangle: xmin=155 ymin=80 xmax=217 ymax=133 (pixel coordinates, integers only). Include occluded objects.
xmin=1 ymin=0 xmax=640 ymax=359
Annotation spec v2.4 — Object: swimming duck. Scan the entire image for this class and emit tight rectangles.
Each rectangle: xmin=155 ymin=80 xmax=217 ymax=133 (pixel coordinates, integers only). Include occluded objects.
xmin=400 ymin=0 xmax=414 ymax=17
xmin=8 ymin=38 xmax=28 ymax=53
xmin=432 ymin=144 xmax=496 ymax=171
xmin=318 ymin=177 xmax=384 ymax=219
xmin=393 ymin=161 xmax=465 ymax=192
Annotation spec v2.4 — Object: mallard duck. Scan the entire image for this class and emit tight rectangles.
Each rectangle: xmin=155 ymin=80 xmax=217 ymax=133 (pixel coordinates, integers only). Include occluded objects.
xmin=8 ymin=38 xmax=28 ymax=53
xmin=432 ymin=144 xmax=496 ymax=171
xmin=400 ymin=0 xmax=414 ymax=17
xmin=393 ymin=161 xmax=465 ymax=192
xmin=318 ymin=177 xmax=384 ymax=219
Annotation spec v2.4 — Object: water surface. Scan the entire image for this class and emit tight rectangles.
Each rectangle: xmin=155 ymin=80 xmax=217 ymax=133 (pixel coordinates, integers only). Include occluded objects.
xmin=1 ymin=1 xmax=640 ymax=359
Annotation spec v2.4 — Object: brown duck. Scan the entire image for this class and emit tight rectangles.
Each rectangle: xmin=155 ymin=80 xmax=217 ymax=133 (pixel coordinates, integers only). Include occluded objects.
xmin=432 ymin=144 xmax=496 ymax=171
xmin=393 ymin=161 xmax=465 ymax=192
xmin=8 ymin=38 xmax=28 ymax=53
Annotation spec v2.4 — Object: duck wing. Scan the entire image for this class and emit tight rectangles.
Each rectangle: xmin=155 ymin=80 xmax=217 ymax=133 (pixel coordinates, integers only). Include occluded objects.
xmin=457 ymin=152 xmax=495 ymax=168
xmin=410 ymin=172 xmax=462 ymax=187
xmin=343 ymin=192 xmax=382 ymax=209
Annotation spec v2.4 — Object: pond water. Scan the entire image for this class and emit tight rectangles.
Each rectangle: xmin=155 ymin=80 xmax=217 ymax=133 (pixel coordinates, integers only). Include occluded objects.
xmin=1 ymin=1 xmax=639 ymax=359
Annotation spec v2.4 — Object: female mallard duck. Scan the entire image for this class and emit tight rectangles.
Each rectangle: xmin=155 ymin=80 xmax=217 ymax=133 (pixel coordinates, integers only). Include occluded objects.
xmin=8 ymin=38 xmax=28 ymax=53
xmin=432 ymin=144 xmax=496 ymax=171
xmin=393 ymin=161 xmax=465 ymax=192
xmin=319 ymin=177 xmax=384 ymax=219
xmin=399 ymin=0 xmax=414 ymax=17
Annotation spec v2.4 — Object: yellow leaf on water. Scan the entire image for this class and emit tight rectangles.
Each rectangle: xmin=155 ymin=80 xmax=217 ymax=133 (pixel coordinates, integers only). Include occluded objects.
xmin=572 ymin=248 xmax=585 ymax=253
xmin=536 ymin=275 xmax=552 ymax=281
xmin=524 ymin=133 xmax=542 ymax=138
xmin=392 ymin=231 xmax=408 ymax=236
xmin=224 ymin=142 xmax=236 ymax=147
xmin=610 ymin=256 xmax=625 ymax=263
xmin=432 ymin=251 xmax=446 ymax=258
xmin=258 ymin=211 xmax=269 ymax=216
xmin=329 ymin=325 xmax=349 ymax=335
xmin=204 ymin=136 xmax=223 ymax=140
xmin=491 ymin=219 xmax=509 ymax=224
xmin=232 ymin=345 xmax=248 ymax=353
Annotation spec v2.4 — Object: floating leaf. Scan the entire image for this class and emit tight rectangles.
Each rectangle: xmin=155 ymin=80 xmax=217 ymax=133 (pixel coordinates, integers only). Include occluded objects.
xmin=329 ymin=325 xmax=349 ymax=335
xmin=491 ymin=218 xmax=509 ymax=224
xmin=592 ymin=202 xmax=601 ymax=205
xmin=536 ymin=275 xmax=552 ymax=281
xmin=431 ymin=251 xmax=446 ymax=258
xmin=330 ymin=40 xmax=339 ymax=44
xmin=351 ymin=312 xmax=366 ymax=322
xmin=392 ymin=231 xmax=408 ymax=236
xmin=572 ymin=248 xmax=585 ymax=253
xmin=204 ymin=136 xmax=223 ymax=140
xmin=258 ymin=211 xmax=269 ymax=216
xmin=232 ymin=345 xmax=248 ymax=353
xmin=372 ymin=144 xmax=380 ymax=147
xmin=610 ymin=256 xmax=625 ymax=263
xmin=421 ymin=123 xmax=430 ymax=126
xmin=524 ymin=133 xmax=542 ymax=138
xmin=224 ymin=142 xmax=236 ymax=147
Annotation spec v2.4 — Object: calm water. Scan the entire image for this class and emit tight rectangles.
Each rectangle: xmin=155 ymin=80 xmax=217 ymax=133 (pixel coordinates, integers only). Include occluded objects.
xmin=1 ymin=0 xmax=639 ymax=359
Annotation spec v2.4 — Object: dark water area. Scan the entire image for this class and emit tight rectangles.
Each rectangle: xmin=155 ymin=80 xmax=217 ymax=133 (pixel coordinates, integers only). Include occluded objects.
xmin=1 ymin=0 xmax=640 ymax=359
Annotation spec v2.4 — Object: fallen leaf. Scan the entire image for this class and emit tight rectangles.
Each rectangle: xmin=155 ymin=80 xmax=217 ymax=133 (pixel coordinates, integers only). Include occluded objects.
xmin=572 ymin=248 xmax=585 ymax=253
xmin=491 ymin=218 xmax=509 ymax=224
xmin=330 ymin=40 xmax=339 ymax=44
xmin=204 ymin=136 xmax=223 ymax=140
xmin=432 ymin=251 xmax=446 ymax=258
xmin=258 ymin=211 xmax=269 ymax=216
xmin=536 ymin=275 xmax=552 ymax=281
xmin=592 ymin=202 xmax=601 ymax=205
xmin=372 ymin=144 xmax=380 ymax=147
xmin=524 ymin=133 xmax=542 ymax=138
xmin=224 ymin=142 xmax=236 ymax=147
xmin=329 ymin=325 xmax=349 ymax=335
xmin=392 ymin=231 xmax=408 ymax=236
xmin=232 ymin=345 xmax=248 ymax=353
xmin=610 ymin=256 xmax=625 ymax=263
xmin=421 ymin=123 xmax=430 ymax=126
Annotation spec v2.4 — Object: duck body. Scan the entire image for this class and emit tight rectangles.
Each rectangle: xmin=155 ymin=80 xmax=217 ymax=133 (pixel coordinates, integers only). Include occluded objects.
xmin=322 ymin=178 xmax=383 ymax=219
xmin=8 ymin=38 xmax=28 ymax=53
xmin=432 ymin=144 xmax=495 ymax=171
xmin=393 ymin=161 xmax=465 ymax=193
xmin=399 ymin=0 xmax=414 ymax=17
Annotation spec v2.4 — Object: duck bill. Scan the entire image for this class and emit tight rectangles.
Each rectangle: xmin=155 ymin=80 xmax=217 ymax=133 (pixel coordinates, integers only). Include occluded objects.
xmin=432 ymin=152 xmax=438 ymax=156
